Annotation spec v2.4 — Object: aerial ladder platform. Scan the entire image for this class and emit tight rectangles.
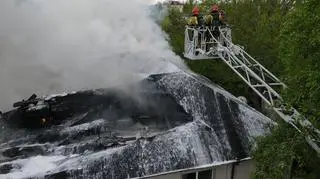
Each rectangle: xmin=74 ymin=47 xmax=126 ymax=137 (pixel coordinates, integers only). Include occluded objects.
xmin=183 ymin=25 xmax=320 ymax=154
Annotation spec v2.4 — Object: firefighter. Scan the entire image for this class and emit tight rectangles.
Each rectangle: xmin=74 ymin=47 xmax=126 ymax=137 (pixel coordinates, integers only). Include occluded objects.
xmin=188 ymin=6 xmax=203 ymax=51
xmin=211 ymin=5 xmax=221 ymax=27
xmin=188 ymin=6 xmax=200 ymax=27
xmin=204 ymin=5 xmax=226 ymax=27
xmin=204 ymin=4 xmax=222 ymax=41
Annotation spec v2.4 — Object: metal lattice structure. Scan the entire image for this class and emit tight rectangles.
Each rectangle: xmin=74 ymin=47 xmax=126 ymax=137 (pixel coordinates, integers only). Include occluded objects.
xmin=184 ymin=26 xmax=320 ymax=154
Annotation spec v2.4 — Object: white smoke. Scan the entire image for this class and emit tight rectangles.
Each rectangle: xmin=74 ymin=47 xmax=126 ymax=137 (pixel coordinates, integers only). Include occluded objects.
xmin=0 ymin=0 xmax=187 ymax=110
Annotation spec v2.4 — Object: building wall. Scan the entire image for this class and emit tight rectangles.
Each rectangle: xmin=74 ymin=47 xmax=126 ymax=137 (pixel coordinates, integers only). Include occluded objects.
xmin=234 ymin=160 xmax=255 ymax=179
xmin=146 ymin=159 xmax=254 ymax=179
xmin=149 ymin=173 xmax=181 ymax=179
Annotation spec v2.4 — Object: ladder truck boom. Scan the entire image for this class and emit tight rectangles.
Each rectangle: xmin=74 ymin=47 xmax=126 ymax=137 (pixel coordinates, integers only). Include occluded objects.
xmin=183 ymin=26 xmax=320 ymax=154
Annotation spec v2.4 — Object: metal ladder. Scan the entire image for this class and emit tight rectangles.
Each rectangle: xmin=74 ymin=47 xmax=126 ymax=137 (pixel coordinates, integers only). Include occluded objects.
xmin=198 ymin=26 xmax=320 ymax=153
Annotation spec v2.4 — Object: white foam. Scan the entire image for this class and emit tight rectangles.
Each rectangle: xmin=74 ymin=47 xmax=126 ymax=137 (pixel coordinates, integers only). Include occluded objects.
xmin=44 ymin=92 xmax=76 ymax=101
xmin=61 ymin=119 xmax=106 ymax=134
xmin=237 ymin=103 xmax=274 ymax=142
xmin=26 ymin=101 xmax=47 ymax=111
xmin=0 ymin=155 xmax=66 ymax=179
xmin=50 ymin=146 xmax=125 ymax=173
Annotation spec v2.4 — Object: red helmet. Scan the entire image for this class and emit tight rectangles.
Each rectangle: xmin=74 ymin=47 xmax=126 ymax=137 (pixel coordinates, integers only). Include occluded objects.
xmin=192 ymin=6 xmax=199 ymax=15
xmin=211 ymin=5 xmax=219 ymax=12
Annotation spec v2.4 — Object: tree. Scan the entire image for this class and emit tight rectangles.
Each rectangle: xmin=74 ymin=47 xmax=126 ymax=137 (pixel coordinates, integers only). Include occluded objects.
xmin=252 ymin=120 xmax=320 ymax=179
xmin=252 ymin=0 xmax=320 ymax=178
xmin=280 ymin=0 xmax=320 ymax=122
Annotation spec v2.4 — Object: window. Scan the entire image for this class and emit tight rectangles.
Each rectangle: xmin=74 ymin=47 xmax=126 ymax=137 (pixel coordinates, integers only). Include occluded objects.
xmin=181 ymin=169 xmax=213 ymax=179
xmin=182 ymin=172 xmax=196 ymax=179
xmin=198 ymin=170 xmax=212 ymax=179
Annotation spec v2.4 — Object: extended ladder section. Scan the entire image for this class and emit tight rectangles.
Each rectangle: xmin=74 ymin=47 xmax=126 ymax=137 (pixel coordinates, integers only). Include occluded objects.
xmin=184 ymin=26 xmax=320 ymax=154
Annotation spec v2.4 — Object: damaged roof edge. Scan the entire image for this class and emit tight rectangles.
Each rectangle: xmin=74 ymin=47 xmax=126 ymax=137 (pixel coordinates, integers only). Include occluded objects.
xmin=137 ymin=157 xmax=252 ymax=179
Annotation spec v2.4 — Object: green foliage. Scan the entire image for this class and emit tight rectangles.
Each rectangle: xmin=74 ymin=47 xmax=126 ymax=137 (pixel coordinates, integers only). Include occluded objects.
xmin=183 ymin=0 xmax=196 ymax=14
xmin=279 ymin=0 xmax=320 ymax=122
xmin=252 ymin=121 xmax=320 ymax=179
xmin=252 ymin=0 xmax=320 ymax=178
xmin=161 ymin=9 xmax=186 ymax=57
xmin=223 ymin=0 xmax=286 ymax=75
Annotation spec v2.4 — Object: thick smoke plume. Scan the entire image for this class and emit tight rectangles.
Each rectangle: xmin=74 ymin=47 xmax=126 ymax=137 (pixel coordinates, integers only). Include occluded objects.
xmin=0 ymin=0 xmax=186 ymax=110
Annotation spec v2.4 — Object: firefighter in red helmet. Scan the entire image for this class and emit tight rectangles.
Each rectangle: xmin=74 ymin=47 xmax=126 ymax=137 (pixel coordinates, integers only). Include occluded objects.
xmin=212 ymin=4 xmax=219 ymax=11
xmin=209 ymin=4 xmax=225 ymax=39
xmin=210 ymin=4 xmax=221 ymax=27
xmin=193 ymin=6 xmax=199 ymax=15
xmin=188 ymin=6 xmax=205 ymax=27
xmin=188 ymin=6 xmax=200 ymax=26
xmin=187 ymin=6 xmax=204 ymax=52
